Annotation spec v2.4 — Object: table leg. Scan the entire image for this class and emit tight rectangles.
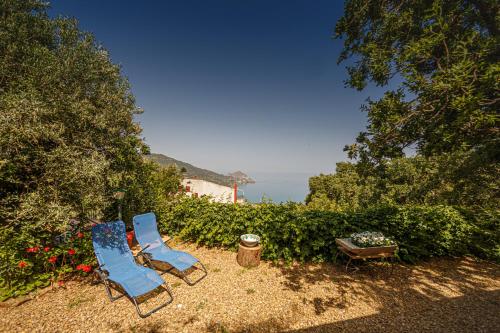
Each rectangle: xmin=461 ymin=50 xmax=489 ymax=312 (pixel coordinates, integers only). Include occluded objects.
xmin=334 ymin=250 xmax=340 ymax=263
xmin=345 ymin=257 xmax=352 ymax=271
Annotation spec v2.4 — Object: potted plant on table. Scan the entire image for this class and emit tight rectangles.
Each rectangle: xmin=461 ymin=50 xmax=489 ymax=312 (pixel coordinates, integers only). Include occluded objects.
xmin=336 ymin=231 xmax=397 ymax=256
xmin=350 ymin=231 xmax=395 ymax=248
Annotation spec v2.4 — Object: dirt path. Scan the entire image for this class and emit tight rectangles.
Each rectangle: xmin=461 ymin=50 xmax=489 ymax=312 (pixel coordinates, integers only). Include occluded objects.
xmin=1 ymin=244 xmax=499 ymax=333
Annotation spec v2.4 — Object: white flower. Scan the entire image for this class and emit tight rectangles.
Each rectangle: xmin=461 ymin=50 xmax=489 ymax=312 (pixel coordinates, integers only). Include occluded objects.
xmin=351 ymin=231 xmax=394 ymax=247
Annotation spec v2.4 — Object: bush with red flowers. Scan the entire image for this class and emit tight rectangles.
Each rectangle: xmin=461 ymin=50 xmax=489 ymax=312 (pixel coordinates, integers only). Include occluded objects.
xmin=0 ymin=225 xmax=96 ymax=301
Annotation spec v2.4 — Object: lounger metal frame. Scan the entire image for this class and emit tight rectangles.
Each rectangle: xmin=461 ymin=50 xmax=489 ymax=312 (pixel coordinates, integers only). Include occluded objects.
xmin=94 ymin=264 xmax=174 ymax=318
xmin=137 ymin=242 xmax=208 ymax=286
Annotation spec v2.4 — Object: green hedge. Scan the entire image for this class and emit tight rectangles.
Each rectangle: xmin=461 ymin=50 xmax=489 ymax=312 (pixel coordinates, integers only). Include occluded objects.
xmin=158 ymin=197 xmax=498 ymax=263
xmin=2 ymin=197 xmax=497 ymax=301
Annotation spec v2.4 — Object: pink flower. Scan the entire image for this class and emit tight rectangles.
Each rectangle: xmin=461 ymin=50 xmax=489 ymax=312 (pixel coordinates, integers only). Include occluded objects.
xmin=18 ymin=261 xmax=28 ymax=268
xmin=44 ymin=246 xmax=51 ymax=252
xmin=57 ymin=280 xmax=64 ymax=287
xmin=67 ymin=249 xmax=76 ymax=255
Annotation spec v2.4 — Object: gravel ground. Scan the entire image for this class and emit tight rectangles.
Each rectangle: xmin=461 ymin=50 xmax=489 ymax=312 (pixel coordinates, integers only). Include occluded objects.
xmin=1 ymin=243 xmax=499 ymax=333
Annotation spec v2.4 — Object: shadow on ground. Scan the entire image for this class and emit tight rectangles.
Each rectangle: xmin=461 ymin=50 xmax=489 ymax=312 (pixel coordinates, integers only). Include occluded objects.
xmin=281 ymin=290 xmax=500 ymax=332
xmin=248 ymin=257 xmax=500 ymax=333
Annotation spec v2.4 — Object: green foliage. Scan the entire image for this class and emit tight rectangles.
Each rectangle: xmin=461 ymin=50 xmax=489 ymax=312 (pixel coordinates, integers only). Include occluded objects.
xmin=335 ymin=0 xmax=499 ymax=207
xmin=118 ymin=161 xmax=181 ymax=228
xmin=0 ymin=1 xmax=181 ymax=299
xmin=308 ymin=155 xmax=499 ymax=210
xmin=458 ymin=208 xmax=500 ymax=261
xmin=0 ymin=158 xmax=181 ymax=300
xmin=0 ymin=227 xmax=95 ymax=301
xmin=307 ymin=162 xmax=375 ymax=210
xmin=157 ymin=197 xmax=496 ymax=264
xmin=1 ymin=0 xmax=497 ymax=301
xmin=0 ymin=0 xmax=145 ymax=227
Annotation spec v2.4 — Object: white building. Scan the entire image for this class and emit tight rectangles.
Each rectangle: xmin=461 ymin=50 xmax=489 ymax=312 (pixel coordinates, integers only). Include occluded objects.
xmin=182 ymin=178 xmax=237 ymax=203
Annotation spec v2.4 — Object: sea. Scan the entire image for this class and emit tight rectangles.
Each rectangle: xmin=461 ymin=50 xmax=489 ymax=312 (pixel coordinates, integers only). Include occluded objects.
xmin=238 ymin=172 xmax=314 ymax=203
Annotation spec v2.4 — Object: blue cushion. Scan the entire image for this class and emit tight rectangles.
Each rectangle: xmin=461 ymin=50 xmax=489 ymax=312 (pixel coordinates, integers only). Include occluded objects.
xmin=92 ymin=221 xmax=164 ymax=297
xmin=133 ymin=212 xmax=199 ymax=272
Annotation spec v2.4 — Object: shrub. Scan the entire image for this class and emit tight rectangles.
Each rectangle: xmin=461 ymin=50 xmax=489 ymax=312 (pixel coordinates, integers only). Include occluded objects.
xmin=0 ymin=224 xmax=95 ymax=301
xmin=0 ymin=1 xmax=180 ymax=300
xmin=158 ymin=197 xmax=494 ymax=264
xmin=0 ymin=162 xmax=180 ymax=301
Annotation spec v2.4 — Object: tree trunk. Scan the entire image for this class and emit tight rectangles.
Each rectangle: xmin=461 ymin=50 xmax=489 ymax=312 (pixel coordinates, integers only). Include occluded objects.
xmin=237 ymin=242 xmax=261 ymax=268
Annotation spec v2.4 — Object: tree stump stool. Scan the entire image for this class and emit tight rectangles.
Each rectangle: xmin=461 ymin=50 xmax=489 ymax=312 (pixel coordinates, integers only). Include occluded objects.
xmin=237 ymin=242 xmax=262 ymax=268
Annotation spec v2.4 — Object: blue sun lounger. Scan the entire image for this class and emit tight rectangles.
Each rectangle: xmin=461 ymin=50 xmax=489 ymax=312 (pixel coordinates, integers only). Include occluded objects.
xmin=92 ymin=220 xmax=173 ymax=318
xmin=133 ymin=212 xmax=207 ymax=285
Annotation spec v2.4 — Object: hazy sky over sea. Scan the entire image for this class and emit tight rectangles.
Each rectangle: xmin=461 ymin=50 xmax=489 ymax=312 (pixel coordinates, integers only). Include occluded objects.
xmin=49 ymin=0 xmax=393 ymax=174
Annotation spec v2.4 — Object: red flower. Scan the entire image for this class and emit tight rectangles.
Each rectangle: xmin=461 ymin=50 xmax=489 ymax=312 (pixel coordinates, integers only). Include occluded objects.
xmin=44 ymin=246 xmax=51 ymax=252
xmin=57 ymin=280 xmax=64 ymax=287
xmin=18 ymin=261 xmax=28 ymax=268
xmin=68 ymin=249 xmax=76 ymax=255
xmin=77 ymin=232 xmax=84 ymax=239
xmin=48 ymin=256 xmax=57 ymax=263
xmin=76 ymin=264 xmax=92 ymax=273
xmin=26 ymin=247 xmax=40 ymax=253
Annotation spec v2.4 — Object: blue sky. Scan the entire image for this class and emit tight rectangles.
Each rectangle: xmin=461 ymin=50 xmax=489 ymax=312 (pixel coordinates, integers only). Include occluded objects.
xmin=49 ymin=0 xmax=390 ymax=174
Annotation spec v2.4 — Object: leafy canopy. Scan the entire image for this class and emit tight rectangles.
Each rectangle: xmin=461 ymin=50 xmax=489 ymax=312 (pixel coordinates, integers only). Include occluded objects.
xmin=329 ymin=0 xmax=499 ymax=208
xmin=335 ymin=0 xmax=499 ymax=164
xmin=0 ymin=0 xmax=148 ymax=230
xmin=0 ymin=0 xmax=181 ymax=295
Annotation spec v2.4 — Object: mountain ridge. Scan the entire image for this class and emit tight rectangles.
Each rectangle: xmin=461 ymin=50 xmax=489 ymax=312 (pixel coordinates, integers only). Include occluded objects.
xmin=146 ymin=153 xmax=254 ymax=186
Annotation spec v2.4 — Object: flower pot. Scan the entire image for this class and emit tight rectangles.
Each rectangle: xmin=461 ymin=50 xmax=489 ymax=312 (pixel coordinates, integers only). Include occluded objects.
xmin=126 ymin=230 xmax=135 ymax=248
xmin=335 ymin=238 xmax=397 ymax=256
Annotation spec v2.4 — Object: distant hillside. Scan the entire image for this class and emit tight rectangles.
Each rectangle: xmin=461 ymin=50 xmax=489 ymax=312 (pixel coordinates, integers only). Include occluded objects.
xmin=228 ymin=171 xmax=255 ymax=184
xmin=146 ymin=153 xmax=235 ymax=187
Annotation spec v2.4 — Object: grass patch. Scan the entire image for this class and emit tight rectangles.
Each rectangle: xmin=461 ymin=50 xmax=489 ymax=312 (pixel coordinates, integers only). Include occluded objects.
xmin=67 ymin=295 xmax=95 ymax=309
xmin=236 ymin=267 xmax=252 ymax=276
xmin=196 ymin=299 xmax=207 ymax=310
xmin=246 ymin=288 xmax=256 ymax=294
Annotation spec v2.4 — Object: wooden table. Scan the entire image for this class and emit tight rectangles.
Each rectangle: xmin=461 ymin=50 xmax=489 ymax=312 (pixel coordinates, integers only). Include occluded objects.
xmin=335 ymin=238 xmax=397 ymax=271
